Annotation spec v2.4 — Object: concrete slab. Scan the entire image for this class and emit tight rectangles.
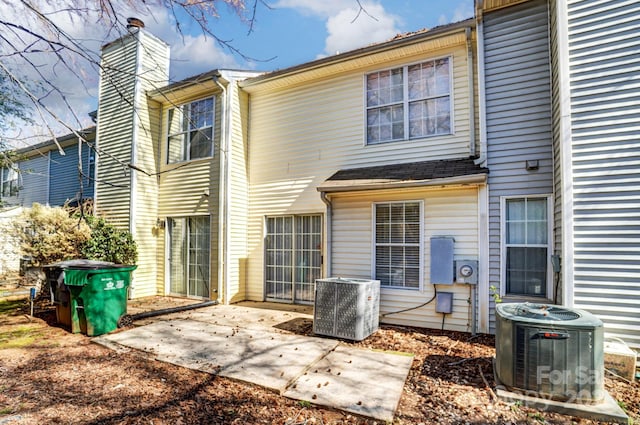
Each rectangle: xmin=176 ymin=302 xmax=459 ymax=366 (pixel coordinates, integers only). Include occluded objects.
xmin=493 ymin=364 xmax=628 ymax=424
xmin=284 ymin=345 xmax=414 ymax=422
xmin=96 ymin=319 xmax=338 ymax=393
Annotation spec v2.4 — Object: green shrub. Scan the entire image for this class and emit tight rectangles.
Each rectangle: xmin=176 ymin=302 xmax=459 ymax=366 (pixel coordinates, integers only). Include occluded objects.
xmin=80 ymin=216 xmax=137 ymax=265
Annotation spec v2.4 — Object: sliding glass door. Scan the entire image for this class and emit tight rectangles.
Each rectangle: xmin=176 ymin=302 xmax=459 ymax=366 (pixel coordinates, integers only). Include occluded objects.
xmin=168 ymin=216 xmax=210 ymax=298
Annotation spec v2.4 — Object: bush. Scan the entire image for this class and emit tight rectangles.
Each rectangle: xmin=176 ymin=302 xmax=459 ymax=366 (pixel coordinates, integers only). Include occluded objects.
xmin=13 ymin=204 xmax=137 ymax=266
xmin=15 ymin=203 xmax=91 ymax=265
xmin=80 ymin=216 xmax=137 ymax=265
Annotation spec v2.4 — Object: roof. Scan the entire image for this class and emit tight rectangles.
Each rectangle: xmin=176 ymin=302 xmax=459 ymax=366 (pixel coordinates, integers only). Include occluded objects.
xmin=15 ymin=126 xmax=96 ymax=156
xmin=240 ymin=18 xmax=474 ymax=89
xmin=317 ymin=158 xmax=488 ymax=193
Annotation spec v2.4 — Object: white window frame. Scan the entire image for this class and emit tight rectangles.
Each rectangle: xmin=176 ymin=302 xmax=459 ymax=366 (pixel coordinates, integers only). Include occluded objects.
xmin=364 ymin=56 xmax=453 ymax=145
xmin=166 ymin=96 xmax=216 ymax=164
xmin=371 ymin=200 xmax=424 ymax=291
xmin=500 ymin=195 xmax=553 ymax=298
xmin=1 ymin=167 xmax=18 ymax=198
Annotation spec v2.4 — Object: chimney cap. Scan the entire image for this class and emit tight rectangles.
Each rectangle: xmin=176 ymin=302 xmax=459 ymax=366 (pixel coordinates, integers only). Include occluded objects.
xmin=127 ymin=17 xmax=145 ymax=31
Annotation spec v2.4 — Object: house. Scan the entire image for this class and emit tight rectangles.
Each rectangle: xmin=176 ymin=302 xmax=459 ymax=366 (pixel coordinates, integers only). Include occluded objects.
xmin=91 ymin=18 xmax=490 ymax=333
xmin=238 ymin=19 xmax=490 ymax=333
xmin=0 ymin=127 xmax=96 ymax=208
xmin=477 ymin=0 xmax=640 ymax=349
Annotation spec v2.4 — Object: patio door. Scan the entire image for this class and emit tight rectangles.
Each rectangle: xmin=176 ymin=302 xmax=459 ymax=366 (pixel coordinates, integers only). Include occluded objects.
xmin=265 ymin=215 xmax=322 ymax=304
xmin=168 ymin=216 xmax=210 ymax=298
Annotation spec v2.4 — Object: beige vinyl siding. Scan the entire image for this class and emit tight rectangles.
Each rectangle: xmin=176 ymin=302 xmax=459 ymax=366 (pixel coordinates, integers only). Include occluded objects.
xmin=96 ymin=30 xmax=169 ymax=297
xmin=245 ymin=41 xmax=475 ymax=303
xmin=330 ymin=186 xmax=480 ymax=332
xmin=157 ymin=93 xmax=222 ymax=299
xmin=130 ymin=32 xmax=169 ymax=297
xmin=227 ymin=82 xmax=250 ymax=303
xmin=95 ymin=34 xmax=138 ymax=228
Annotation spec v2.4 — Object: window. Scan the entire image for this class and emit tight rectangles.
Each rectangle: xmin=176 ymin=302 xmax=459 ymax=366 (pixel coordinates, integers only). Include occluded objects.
xmin=265 ymin=215 xmax=322 ymax=304
xmin=168 ymin=216 xmax=210 ymax=298
xmin=366 ymin=58 xmax=451 ymax=144
xmin=167 ymin=97 xmax=215 ymax=163
xmin=503 ymin=197 xmax=550 ymax=297
xmin=374 ymin=202 xmax=422 ymax=289
xmin=1 ymin=167 xmax=18 ymax=198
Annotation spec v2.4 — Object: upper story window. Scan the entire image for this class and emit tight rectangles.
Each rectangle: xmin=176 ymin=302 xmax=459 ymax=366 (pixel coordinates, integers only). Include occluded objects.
xmin=167 ymin=97 xmax=215 ymax=164
xmin=366 ymin=57 xmax=451 ymax=145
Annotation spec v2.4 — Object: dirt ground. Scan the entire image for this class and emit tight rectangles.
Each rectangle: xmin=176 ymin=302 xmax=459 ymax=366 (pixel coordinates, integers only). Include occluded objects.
xmin=0 ymin=298 xmax=638 ymax=425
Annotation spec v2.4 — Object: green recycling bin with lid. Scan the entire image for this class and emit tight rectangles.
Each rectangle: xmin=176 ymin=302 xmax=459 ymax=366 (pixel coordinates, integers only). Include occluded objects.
xmin=63 ymin=261 xmax=137 ymax=336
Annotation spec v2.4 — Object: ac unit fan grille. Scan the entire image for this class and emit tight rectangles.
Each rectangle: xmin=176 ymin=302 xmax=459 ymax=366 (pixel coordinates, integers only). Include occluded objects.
xmin=510 ymin=303 xmax=580 ymax=321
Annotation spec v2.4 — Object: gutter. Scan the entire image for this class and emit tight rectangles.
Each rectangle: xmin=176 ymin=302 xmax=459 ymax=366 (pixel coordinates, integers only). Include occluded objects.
xmin=466 ymin=27 xmax=476 ymax=158
xmin=320 ymin=192 xmax=332 ymax=278
xmin=474 ymin=5 xmax=488 ymax=167
xmin=212 ymin=74 xmax=229 ymax=304
xmin=317 ymin=173 xmax=488 ymax=194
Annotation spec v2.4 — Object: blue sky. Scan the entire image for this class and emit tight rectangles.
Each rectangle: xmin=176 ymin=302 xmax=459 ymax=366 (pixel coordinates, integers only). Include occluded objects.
xmin=3 ymin=0 xmax=474 ymax=145
xmin=164 ymin=0 xmax=475 ymax=79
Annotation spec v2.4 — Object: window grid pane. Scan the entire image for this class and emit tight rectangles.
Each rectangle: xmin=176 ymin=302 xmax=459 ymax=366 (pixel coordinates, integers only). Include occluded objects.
xmin=367 ymin=58 xmax=451 ymax=144
xmin=167 ymin=97 xmax=215 ymax=163
xmin=504 ymin=198 xmax=549 ymax=297
xmin=375 ymin=202 xmax=421 ymax=289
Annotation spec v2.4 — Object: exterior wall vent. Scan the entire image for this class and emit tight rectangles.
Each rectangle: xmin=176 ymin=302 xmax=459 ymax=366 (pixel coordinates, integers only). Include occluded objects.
xmin=495 ymin=303 xmax=604 ymax=404
xmin=313 ymin=277 xmax=380 ymax=341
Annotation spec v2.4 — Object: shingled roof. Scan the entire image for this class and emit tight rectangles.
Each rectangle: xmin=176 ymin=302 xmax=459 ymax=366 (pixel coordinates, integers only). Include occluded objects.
xmin=317 ymin=158 xmax=488 ymax=193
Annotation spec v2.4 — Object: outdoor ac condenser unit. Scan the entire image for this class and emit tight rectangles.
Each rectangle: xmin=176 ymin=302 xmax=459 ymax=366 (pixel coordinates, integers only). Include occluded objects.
xmin=313 ymin=277 xmax=380 ymax=341
xmin=495 ymin=303 xmax=604 ymax=403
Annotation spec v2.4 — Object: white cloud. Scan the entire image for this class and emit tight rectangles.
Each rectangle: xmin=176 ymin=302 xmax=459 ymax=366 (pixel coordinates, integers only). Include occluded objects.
xmin=272 ymin=0 xmax=354 ymax=17
xmin=438 ymin=0 xmax=474 ymax=26
xmin=323 ymin=3 xmax=399 ymax=56
xmin=274 ymin=1 xmax=400 ymax=58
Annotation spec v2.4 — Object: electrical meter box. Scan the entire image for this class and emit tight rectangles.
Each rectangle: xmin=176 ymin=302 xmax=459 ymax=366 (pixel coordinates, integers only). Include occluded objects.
xmin=430 ymin=237 xmax=454 ymax=284
xmin=455 ymin=260 xmax=478 ymax=284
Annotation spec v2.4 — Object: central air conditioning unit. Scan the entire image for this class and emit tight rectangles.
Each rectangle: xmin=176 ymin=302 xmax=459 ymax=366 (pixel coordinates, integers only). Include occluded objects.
xmin=495 ymin=303 xmax=604 ymax=404
xmin=313 ymin=277 xmax=380 ymax=341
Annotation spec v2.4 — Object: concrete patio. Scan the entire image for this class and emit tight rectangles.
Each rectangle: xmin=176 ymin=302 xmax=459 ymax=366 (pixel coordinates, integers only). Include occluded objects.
xmin=94 ymin=300 xmax=414 ymax=422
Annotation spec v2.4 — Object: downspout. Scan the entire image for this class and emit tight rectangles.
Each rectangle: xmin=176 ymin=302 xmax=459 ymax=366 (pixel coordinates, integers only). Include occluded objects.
xmin=320 ymin=191 xmax=332 ymax=277
xmin=466 ymin=26 xmax=476 ymax=158
xmin=474 ymin=4 xmax=488 ymax=167
xmin=213 ymin=75 xmax=229 ymax=304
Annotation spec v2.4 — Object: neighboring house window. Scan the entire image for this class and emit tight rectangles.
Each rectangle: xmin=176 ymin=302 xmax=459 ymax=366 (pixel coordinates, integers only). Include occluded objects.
xmin=1 ymin=168 xmax=18 ymax=197
xmin=167 ymin=97 xmax=215 ymax=163
xmin=366 ymin=57 xmax=451 ymax=144
xmin=503 ymin=196 xmax=550 ymax=297
xmin=86 ymin=153 xmax=95 ymax=187
xmin=374 ymin=201 xmax=422 ymax=289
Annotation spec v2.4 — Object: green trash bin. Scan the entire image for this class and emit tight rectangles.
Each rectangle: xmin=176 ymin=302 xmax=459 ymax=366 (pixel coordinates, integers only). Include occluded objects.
xmin=64 ymin=264 xmax=137 ymax=336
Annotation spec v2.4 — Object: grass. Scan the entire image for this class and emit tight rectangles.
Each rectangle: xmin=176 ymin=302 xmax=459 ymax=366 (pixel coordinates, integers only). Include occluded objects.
xmin=0 ymin=300 xmax=25 ymax=315
xmin=0 ymin=325 xmax=45 ymax=349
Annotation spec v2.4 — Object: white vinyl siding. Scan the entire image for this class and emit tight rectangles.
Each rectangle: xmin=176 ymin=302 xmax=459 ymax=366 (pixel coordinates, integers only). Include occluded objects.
xmin=373 ymin=201 xmax=422 ymax=289
xmin=557 ymin=0 xmax=640 ymax=349
xmin=245 ymin=40 xmax=474 ymax=304
xmin=330 ymin=186 xmax=480 ymax=332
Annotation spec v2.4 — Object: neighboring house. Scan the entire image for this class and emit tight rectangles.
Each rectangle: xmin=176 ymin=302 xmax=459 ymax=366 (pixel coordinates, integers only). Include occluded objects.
xmin=239 ymin=19 xmax=489 ymax=333
xmin=0 ymin=128 xmax=96 ymax=208
xmin=477 ymin=0 xmax=640 ymax=349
